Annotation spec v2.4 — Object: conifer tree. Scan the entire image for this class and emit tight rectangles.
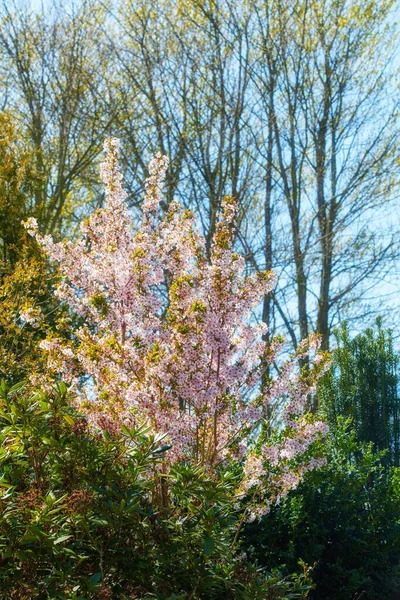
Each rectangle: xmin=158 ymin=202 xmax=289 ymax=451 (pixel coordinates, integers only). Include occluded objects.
xmin=318 ymin=320 xmax=400 ymax=466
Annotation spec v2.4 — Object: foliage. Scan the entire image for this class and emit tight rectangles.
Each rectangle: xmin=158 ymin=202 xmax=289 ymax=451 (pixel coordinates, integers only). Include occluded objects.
xmin=0 ymin=112 xmax=72 ymax=384
xmin=0 ymin=112 xmax=42 ymax=269
xmin=318 ymin=321 xmax=400 ymax=466
xmin=0 ymin=380 xmax=314 ymax=599
xmin=0 ymin=113 xmax=52 ymax=382
xmin=242 ymin=421 xmax=400 ymax=600
xmin=0 ymin=0 xmax=398 ymax=592
xmin=0 ymin=253 xmax=58 ymax=384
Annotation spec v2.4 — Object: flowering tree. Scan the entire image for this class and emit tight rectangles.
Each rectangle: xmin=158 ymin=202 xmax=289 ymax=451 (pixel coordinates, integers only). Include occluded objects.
xmin=25 ymin=138 xmax=328 ymax=516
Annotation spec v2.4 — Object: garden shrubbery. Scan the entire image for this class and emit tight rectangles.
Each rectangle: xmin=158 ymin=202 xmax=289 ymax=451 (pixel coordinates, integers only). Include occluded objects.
xmin=0 ymin=381 xmax=313 ymax=599
xmin=1 ymin=136 xmax=400 ymax=600
xmin=243 ymin=325 xmax=400 ymax=600
xmin=243 ymin=422 xmax=400 ymax=600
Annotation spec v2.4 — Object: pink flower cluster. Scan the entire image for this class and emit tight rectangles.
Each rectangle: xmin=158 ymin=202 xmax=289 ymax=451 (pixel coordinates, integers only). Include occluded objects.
xmin=19 ymin=306 xmax=42 ymax=329
xmin=25 ymin=138 xmax=329 ymax=506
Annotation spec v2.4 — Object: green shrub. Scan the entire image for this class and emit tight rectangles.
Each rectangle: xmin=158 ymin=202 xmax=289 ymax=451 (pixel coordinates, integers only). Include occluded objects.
xmin=242 ymin=422 xmax=400 ymax=600
xmin=0 ymin=381 xmax=312 ymax=599
xmin=318 ymin=321 xmax=400 ymax=467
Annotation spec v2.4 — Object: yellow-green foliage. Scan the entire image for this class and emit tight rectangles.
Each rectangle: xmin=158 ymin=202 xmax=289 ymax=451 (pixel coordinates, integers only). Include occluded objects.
xmin=0 ymin=113 xmax=70 ymax=384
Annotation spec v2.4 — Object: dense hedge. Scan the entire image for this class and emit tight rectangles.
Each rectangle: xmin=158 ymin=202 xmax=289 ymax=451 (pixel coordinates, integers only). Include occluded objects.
xmin=243 ymin=423 xmax=400 ymax=600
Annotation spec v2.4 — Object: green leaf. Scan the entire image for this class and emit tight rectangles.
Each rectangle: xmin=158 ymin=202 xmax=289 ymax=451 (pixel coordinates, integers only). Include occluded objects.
xmin=8 ymin=381 xmax=26 ymax=395
xmin=203 ymin=535 xmax=215 ymax=556
xmin=53 ymin=534 xmax=72 ymax=545
xmin=17 ymin=550 xmax=28 ymax=561
xmin=63 ymin=414 xmax=75 ymax=425
xmin=57 ymin=382 xmax=68 ymax=396
xmin=41 ymin=436 xmax=60 ymax=447
xmin=152 ymin=444 xmax=172 ymax=455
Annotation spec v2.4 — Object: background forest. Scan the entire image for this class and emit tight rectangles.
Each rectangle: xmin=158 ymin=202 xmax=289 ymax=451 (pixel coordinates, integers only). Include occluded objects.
xmin=1 ymin=0 xmax=400 ymax=599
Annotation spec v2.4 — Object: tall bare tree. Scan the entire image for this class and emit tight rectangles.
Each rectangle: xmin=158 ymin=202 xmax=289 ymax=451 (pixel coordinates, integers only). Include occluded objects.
xmin=0 ymin=0 xmax=117 ymax=234
xmin=0 ymin=0 xmax=398 ymax=360
xmin=249 ymin=0 xmax=399 ymax=358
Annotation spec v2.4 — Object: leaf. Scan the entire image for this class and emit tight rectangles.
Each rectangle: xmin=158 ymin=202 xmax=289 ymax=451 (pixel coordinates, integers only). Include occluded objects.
xmin=90 ymin=572 xmax=101 ymax=584
xmin=17 ymin=550 xmax=28 ymax=561
xmin=53 ymin=534 xmax=72 ymax=545
xmin=63 ymin=414 xmax=75 ymax=425
xmin=57 ymin=382 xmax=68 ymax=396
xmin=203 ymin=535 xmax=215 ymax=556
xmin=152 ymin=444 xmax=172 ymax=455
xmin=8 ymin=381 xmax=26 ymax=395
xmin=41 ymin=436 xmax=60 ymax=448
xmin=121 ymin=424 xmax=131 ymax=436
xmin=1 ymin=486 xmax=14 ymax=499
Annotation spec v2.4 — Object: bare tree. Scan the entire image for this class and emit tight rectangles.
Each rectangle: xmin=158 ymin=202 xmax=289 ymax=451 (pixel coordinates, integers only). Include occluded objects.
xmin=0 ymin=0 xmax=117 ymax=234
xmin=249 ymin=0 xmax=399 ymax=361
xmin=1 ymin=0 xmax=398 ymax=362
xmin=105 ymin=0 xmax=261 ymax=257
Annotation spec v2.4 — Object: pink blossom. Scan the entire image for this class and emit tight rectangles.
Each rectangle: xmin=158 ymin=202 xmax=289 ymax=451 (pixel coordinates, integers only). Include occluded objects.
xmin=25 ymin=138 xmax=329 ymax=518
